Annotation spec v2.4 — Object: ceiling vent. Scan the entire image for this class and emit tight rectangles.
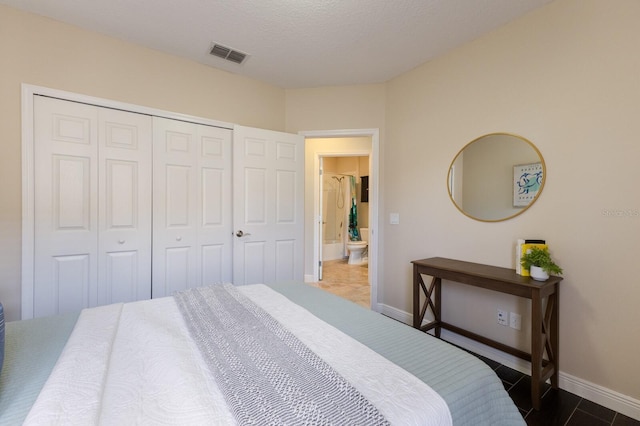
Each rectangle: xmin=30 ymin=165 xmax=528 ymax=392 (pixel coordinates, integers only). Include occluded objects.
xmin=209 ymin=43 xmax=248 ymax=65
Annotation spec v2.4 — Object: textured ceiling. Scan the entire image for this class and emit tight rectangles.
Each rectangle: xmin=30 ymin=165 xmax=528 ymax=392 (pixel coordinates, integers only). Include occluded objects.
xmin=1 ymin=0 xmax=554 ymax=89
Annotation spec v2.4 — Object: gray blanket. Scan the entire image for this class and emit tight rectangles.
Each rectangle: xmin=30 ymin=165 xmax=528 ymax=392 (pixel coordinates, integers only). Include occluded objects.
xmin=174 ymin=284 xmax=389 ymax=425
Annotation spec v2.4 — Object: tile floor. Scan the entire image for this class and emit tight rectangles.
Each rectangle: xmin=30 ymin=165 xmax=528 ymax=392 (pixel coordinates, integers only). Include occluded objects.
xmin=308 ymin=258 xmax=370 ymax=308
xmin=311 ymin=258 xmax=640 ymax=426
xmin=475 ymin=353 xmax=639 ymax=425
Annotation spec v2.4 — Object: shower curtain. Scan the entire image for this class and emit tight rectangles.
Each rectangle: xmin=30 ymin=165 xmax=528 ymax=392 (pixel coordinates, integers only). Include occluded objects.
xmin=348 ymin=176 xmax=360 ymax=241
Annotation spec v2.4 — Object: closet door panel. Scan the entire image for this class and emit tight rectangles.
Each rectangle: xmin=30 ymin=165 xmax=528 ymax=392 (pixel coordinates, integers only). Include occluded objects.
xmin=153 ymin=118 xmax=232 ymax=296
xmin=201 ymin=244 xmax=225 ymax=284
xmin=54 ymin=254 xmax=91 ymax=314
xmin=243 ymin=241 xmax=266 ymax=285
xmin=153 ymin=119 xmax=197 ymax=297
xmin=162 ymin=163 xmax=196 ymax=293
xmin=166 ymin=165 xmax=192 ymax=227
xmin=34 ymin=96 xmax=98 ymax=317
xmin=106 ymin=161 xmax=136 ymax=225
xmin=275 ymin=239 xmax=296 ymax=281
xmin=164 ymin=247 xmax=192 ymax=294
xmin=98 ymin=107 xmax=152 ymax=305
xmin=198 ymin=126 xmax=233 ymax=286
xmin=53 ymin=155 xmax=92 ymax=232
xmin=244 ymin=167 xmax=268 ymax=224
xmin=202 ymin=168 xmax=223 ymax=226
xmin=105 ymin=251 xmax=139 ymax=302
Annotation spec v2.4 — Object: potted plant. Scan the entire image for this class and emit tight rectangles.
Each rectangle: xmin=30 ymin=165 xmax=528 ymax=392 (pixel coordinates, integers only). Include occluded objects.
xmin=520 ymin=246 xmax=563 ymax=281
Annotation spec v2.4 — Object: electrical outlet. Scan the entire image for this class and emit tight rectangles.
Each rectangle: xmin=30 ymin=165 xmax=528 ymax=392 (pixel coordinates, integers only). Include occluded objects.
xmin=509 ymin=312 xmax=522 ymax=330
xmin=497 ymin=309 xmax=508 ymax=326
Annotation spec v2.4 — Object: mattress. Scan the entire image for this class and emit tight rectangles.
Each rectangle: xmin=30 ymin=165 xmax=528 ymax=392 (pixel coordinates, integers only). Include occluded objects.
xmin=0 ymin=283 xmax=524 ymax=425
xmin=270 ymin=283 xmax=525 ymax=425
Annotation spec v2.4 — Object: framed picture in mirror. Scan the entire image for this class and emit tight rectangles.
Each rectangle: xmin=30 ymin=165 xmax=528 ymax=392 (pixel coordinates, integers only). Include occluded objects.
xmin=513 ymin=162 xmax=543 ymax=207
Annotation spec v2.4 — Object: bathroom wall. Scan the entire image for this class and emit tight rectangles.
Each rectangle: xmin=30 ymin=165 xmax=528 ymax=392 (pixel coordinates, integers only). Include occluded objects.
xmin=359 ymin=156 xmax=370 ymax=230
xmin=324 ymin=156 xmax=369 ymax=232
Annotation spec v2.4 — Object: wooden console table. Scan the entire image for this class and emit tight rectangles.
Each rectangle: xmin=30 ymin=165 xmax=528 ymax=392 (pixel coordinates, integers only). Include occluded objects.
xmin=412 ymin=257 xmax=562 ymax=410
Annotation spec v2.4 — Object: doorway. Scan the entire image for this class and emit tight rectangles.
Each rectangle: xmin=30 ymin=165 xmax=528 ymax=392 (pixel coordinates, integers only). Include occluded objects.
xmin=301 ymin=129 xmax=379 ymax=311
xmin=319 ymin=157 xmax=369 ymax=308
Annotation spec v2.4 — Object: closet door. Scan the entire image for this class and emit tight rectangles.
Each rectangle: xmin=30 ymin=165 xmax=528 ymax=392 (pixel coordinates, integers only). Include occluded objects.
xmin=33 ymin=96 xmax=152 ymax=317
xmin=98 ymin=107 xmax=152 ymax=305
xmin=34 ymin=97 xmax=98 ymax=317
xmin=152 ymin=117 xmax=233 ymax=297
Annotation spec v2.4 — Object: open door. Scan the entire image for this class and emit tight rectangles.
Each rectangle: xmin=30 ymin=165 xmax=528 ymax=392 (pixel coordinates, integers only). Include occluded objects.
xmin=232 ymin=126 xmax=304 ymax=285
xmin=318 ymin=161 xmax=324 ymax=281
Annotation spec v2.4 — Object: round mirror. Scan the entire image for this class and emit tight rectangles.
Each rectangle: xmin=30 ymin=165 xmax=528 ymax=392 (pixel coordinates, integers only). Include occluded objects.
xmin=447 ymin=133 xmax=545 ymax=222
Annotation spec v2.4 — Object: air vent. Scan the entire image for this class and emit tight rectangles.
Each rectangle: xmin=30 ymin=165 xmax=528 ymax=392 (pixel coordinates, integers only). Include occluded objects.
xmin=209 ymin=43 xmax=248 ymax=65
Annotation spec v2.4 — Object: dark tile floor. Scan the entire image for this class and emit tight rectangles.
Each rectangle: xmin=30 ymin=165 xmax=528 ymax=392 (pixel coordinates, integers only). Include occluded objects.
xmin=472 ymin=353 xmax=639 ymax=426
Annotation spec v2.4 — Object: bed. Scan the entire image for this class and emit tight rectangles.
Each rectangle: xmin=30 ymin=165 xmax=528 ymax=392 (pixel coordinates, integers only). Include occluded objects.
xmin=0 ymin=282 xmax=525 ymax=425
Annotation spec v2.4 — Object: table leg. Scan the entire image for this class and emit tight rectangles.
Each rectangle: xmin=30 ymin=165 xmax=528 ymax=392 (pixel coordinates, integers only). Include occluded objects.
xmin=531 ymin=288 xmax=543 ymax=410
xmin=413 ymin=269 xmax=441 ymax=334
xmin=434 ymin=277 xmax=441 ymax=338
xmin=413 ymin=265 xmax=420 ymax=328
xmin=550 ymin=290 xmax=559 ymax=388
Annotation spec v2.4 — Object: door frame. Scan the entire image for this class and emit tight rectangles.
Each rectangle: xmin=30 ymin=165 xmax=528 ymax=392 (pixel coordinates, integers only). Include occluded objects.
xmin=300 ymin=129 xmax=380 ymax=312
xmin=21 ymin=84 xmax=233 ymax=319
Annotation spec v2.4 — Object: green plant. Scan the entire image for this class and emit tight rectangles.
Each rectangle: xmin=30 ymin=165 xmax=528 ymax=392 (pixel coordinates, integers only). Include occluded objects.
xmin=520 ymin=246 xmax=563 ymax=275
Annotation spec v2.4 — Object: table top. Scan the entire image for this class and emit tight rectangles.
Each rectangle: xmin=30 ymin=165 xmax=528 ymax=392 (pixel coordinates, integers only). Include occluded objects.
xmin=412 ymin=257 xmax=563 ymax=291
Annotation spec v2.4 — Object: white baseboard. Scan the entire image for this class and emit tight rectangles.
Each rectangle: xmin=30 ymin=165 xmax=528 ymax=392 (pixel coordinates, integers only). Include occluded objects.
xmin=560 ymin=371 xmax=640 ymax=421
xmin=379 ymin=303 xmax=413 ymax=323
xmin=378 ymin=303 xmax=640 ymax=421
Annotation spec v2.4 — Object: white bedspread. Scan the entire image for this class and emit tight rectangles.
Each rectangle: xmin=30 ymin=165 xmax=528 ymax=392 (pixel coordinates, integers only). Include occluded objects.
xmin=25 ymin=284 xmax=452 ymax=425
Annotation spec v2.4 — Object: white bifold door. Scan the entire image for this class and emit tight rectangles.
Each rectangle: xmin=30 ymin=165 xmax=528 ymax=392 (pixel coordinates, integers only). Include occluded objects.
xmin=153 ymin=122 xmax=304 ymax=292
xmin=30 ymin=96 xmax=304 ymax=318
xmin=152 ymin=117 xmax=233 ymax=297
xmin=33 ymin=96 xmax=152 ymax=317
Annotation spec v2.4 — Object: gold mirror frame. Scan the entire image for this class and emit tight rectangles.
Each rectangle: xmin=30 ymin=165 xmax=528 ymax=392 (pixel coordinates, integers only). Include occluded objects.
xmin=447 ymin=132 xmax=546 ymax=222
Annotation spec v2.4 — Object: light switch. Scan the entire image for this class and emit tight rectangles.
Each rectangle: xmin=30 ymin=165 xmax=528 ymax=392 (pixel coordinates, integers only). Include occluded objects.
xmin=390 ymin=213 xmax=400 ymax=225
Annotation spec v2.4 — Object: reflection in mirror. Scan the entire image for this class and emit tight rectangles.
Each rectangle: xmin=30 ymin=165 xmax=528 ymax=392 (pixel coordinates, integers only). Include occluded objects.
xmin=447 ymin=133 xmax=545 ymax=222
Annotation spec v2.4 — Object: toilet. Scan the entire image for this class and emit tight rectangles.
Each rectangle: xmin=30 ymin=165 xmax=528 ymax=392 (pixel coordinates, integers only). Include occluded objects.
xmin=346 ymin=228 xmax=369 ymax=265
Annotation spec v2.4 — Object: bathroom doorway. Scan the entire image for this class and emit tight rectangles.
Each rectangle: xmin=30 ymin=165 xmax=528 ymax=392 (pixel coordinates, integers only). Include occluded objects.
xmin=318 ymin=156 xmax=370 ymax=308
xmin=302 ymin=129 xmax=378 ymax=310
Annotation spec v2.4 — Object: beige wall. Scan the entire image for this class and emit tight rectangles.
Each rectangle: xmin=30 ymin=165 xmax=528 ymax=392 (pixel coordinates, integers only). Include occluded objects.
xmin=286 ymin=0 xmax=640 ymax=409
xmin=285 ymin=85 xmax=386 ymax=133
xmin=384 ymin=0 xmax=640 ymax=402
xmin=0 ymin=5 xmax=285 ymax=320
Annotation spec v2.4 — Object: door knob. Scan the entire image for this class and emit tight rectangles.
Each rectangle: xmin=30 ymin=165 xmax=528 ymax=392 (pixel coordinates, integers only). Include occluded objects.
xmin=236 ymin=230 xmax=251 ymax=237
xmin=176 ymin=236 xmax=182 ymax=241
xmin=118 ymin=239 xmax=125 ymax=244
